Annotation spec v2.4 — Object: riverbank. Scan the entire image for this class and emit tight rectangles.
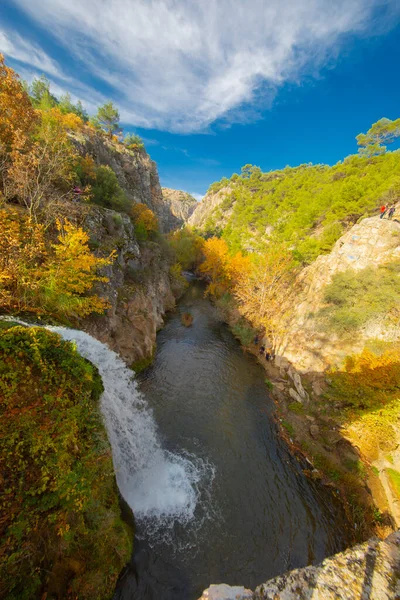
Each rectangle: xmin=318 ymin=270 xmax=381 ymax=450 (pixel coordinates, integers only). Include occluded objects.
xmin=211 ymin=294 xmax=395 ymax=543
xmin=114 ymin=279 xmax=349 ymax=599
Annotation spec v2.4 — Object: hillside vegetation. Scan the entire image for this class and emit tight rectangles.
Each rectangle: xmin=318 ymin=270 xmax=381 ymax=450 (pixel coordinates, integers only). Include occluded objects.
xmin=0 ymin=325 xmax=132 ymax=599
xmin=201 ymin=138 xmax=400 ymax=263
xmin=0 ymin=55 xmax=186 ymax=599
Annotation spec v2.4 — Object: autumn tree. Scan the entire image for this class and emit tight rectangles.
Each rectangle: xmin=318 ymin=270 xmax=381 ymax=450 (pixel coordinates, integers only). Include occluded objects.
xmin=0 ymin=207 xmax=114 ymax=317
xmin=233 ymin=245 xmax=297 ymax=348
xmin=0 ymin=207 xmax=46 ymax=311
xmin=168 ymin=227 xmax=204 ymax=270
xmin=199 ymin=237 xmax=231 ymax=297
xmin=4 ymin=108 xmax=81 ymax=221
xmin=42 ymin=220 xmax=114 ymax=317
xmin=131 ymin=202 xmax=158 ymax=240
xmin=0 ymin=54 xmax=37 ymax=153
xmin=96 ymin=102 xmax=121 ymax=137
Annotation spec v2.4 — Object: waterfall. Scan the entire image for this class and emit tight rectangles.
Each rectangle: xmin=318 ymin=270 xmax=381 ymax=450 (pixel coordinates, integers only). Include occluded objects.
xmin=2 ymin=320 xmax=215 ymax=543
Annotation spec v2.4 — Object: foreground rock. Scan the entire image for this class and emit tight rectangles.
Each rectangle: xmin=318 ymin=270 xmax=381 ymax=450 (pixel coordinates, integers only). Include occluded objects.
xmin=198 ymin=530 xmax=400 ymax=599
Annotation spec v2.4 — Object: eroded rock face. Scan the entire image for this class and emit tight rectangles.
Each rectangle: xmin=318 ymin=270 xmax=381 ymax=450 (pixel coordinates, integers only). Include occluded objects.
xmin=161 ymin=187 xmax=198 ymax=228
xmin=188 ymin=186 xmax=232 ymax=229
xmin=81 ymin=207 xmax=178 ymax=365
xmin=71 ymin=132 xmax=178 ymax=232
xmin=198 ymin=530 xmax=400 ymax=599
xmin=281 ymin=216 xmax=400 ymax=372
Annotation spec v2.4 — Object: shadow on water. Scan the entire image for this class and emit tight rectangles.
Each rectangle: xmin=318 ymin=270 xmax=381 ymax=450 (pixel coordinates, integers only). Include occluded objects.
xmin=114 ymin=281 xmax=350 ymax=600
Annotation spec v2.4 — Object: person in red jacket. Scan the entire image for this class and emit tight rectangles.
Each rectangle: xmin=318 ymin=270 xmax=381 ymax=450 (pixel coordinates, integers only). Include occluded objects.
xmin=380 ymin=204 xmax=388 ymax=219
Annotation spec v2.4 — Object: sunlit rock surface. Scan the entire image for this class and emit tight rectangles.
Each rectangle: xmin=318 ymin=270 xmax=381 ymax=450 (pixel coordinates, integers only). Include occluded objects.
xmin=199 ymin=530 xmax=400 ymax=599
xmin=282 ymin=215 xmax=400 ymax=372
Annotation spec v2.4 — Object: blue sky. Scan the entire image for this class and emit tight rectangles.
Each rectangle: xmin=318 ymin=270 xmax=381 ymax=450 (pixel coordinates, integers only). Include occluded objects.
xmin=1 ymin=1 xmax=400 ymax=199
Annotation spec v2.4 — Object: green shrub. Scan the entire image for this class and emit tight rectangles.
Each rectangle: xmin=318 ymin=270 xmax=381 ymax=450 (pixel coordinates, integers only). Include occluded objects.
xmin=264 ymin=378 xmax=273 ymax=390
xmin=231 ymin=320 xmax=254 ymax=346
xmin=319 ymin=261 xmax=400 ymax=335
xmin=387 ymin=468 xmax=400 ymax=499
xmin=0 ymin=326 xmax=132 ymax=599
xmin=91 ymin=165 xmax=130 ymax=212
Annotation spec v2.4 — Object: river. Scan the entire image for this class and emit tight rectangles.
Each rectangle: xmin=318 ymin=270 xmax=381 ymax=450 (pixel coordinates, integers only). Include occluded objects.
xmin=114 ymin=280 xmax=349 ymax=599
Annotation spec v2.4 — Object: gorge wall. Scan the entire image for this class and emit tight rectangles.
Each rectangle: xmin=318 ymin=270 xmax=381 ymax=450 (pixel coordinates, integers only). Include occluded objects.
xmin=162 ymin=187 xmax=198 ymax=228
xmin=68 ymin=135 xmax=194 ymax=366
xmin=72 ymin=131 xmax=185 ymax=233
xmin=81 ymin=206 xmax=180 ymax=367
xmin=281 ymin=214 xmax=400 ymax=373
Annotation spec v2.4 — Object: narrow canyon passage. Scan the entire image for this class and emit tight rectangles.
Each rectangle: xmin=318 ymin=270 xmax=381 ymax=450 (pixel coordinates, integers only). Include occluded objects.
xmin=115 ymin=280 xmax=349 ymax=600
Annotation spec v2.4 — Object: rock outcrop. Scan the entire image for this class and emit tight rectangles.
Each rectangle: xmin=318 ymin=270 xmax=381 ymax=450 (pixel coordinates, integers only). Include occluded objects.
xmin=188 ymin=186 xmax=232 ymax=229
xmin=72 ymin=132 xmax=178 ymax=232
xmin=81 ymin=206 xmax=180 ymax=366
xmin=198 ymin=529 xmax=400 ymax=599
xmin=161 ymin=187 xmax=198 ymax=228
xmin=281 ymin=215 xmax=400 ymax=372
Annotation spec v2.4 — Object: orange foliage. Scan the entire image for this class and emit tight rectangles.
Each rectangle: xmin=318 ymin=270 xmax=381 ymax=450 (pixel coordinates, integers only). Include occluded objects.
xmin=131 ymin=202 xmax=158 ymax=234
xmin=199 ymin=237 xmax=231 ymax=297
xmin=0 ymin=53 xmax=37 ymax=151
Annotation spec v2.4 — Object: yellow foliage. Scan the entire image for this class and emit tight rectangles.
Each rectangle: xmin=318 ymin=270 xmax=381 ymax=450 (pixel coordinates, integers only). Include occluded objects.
xmin=0 ymin=207 xmax=115 ymax=318
xmin=131 ymin=202 xmax=159 ymax=234
xmin=4 ymin=104 xmax=78 ymax=221
xmin=0 ymin=208 xmax=46 ymax=310
xmin=233 ymin=247 xmax=297 ymax=345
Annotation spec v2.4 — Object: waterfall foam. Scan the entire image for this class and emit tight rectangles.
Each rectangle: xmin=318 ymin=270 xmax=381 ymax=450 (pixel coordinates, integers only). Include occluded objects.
xmin=2 ymin=319 xmax=215 ymax=542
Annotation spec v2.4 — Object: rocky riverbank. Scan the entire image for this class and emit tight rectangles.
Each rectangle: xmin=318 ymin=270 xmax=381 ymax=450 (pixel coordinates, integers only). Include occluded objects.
xmin=198 ymin=530 xmax=400 ymax=600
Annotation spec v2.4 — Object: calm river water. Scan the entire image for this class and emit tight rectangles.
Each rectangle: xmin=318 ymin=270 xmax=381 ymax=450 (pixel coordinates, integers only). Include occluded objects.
xmin=114 ymin=280 xmax=349 ymax=600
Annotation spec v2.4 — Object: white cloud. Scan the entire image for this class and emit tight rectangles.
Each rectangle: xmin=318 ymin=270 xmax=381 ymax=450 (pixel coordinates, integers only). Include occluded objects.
xmin=6 ymin=0 xmax=400 ymax=132
xmin=189 ymin=192 xmax=204 ymax=202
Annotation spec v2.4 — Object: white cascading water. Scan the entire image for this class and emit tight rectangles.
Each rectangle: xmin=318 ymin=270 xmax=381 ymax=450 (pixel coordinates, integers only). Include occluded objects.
xmin=3 ymin=319 xmax=215 ymax=546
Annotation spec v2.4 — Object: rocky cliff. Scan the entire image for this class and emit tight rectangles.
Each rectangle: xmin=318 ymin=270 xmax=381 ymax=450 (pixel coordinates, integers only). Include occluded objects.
xmin=161 ymin=187 xmax=198 ymax=228
xmin=281 ymin=214 xmax=400 ymax=372
xmin=188 ymin=186 xmax=232 ymax=229
xmin=198 ymin=529 xmax=400 ymax=599
xmin=81 ymin=206 xmax=181 ymax=367
xmin=72 ymin=131 xmax=179 ymax=232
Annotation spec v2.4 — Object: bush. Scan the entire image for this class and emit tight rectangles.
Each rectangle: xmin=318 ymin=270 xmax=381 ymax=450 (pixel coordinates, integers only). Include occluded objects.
xmin=0 ymin=326 xmax=132 ymax=599
xmin=130 ymin=203 xmax=158 ymax=240
xmin=91 ymin=166 xmax=130 ymax=212
xmin=124 ymin=133 xmax=144 ymax=150
xmin=319 ymin=261 xmax=400 ymax=335
xmin=167 ymin=227 xmax=204 ymax=270
xmin=231 ymin=320 xmax=254 ymax=346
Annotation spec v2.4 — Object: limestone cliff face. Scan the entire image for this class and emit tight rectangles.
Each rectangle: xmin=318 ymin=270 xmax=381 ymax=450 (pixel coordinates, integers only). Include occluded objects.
xmin=81 ymin=207 xmax=179 ymax=366
xmin=198 ymin=530 xmax=400 ymax=599
xmin=188 ymin=186 xmax=232 ymax=229
xmin=161 ymin=187 xmax=198 ymax=228
xmin=71 ymin=131 xmax=178 ymax=232
xmin=281 ymin=215 xmax=400 ymax=373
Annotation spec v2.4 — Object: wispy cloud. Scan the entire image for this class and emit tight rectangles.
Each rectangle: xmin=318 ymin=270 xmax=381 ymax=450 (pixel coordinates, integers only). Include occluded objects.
xmin=5 ymin=0 xmax=400 ymax=133
xmin=188 ymin=192 xmax=204 ymax=202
